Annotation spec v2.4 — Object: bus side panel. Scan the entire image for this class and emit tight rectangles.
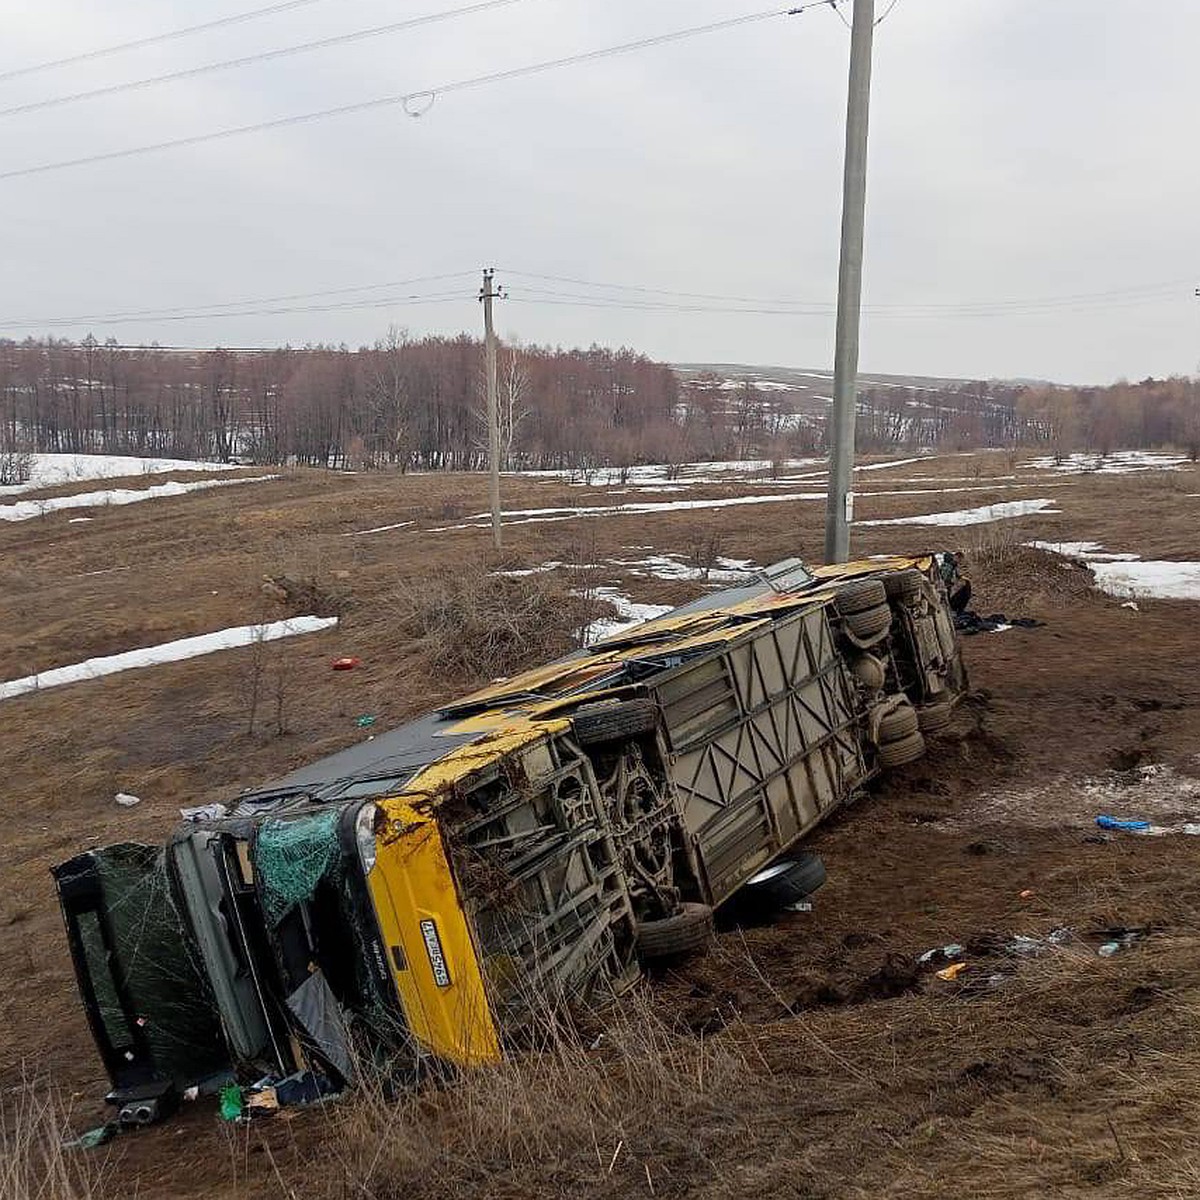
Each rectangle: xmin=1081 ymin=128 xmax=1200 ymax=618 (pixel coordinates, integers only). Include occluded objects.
xmin=653 ymin=607 xmax=869 ymax=905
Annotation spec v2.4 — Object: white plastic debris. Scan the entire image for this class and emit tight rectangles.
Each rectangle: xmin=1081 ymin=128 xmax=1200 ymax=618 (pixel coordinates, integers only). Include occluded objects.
xmin=115 ymin=792 xmax=142 ymax=807
xmin=180 ymin=803 xmax=229 ymax=822
xmin=1122 ymin=601 xmax=1140 ymax=611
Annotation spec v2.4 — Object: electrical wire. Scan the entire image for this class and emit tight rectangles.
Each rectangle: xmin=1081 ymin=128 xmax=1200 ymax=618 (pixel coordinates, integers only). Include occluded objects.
xmin=0 ymin=0 xmax=534 ymax=122
xmin=500 ymin=270 xmax=1193 ymax=316
xmin=2 ymin=290 xmax=471 ymax=331
xmin=502 ymin=284 xmax=1188 ymax=319
xmin=0 ymin=271 xmax=477 ymax=328
xmin=0 ymin=3 xmax=826 ymax=182
xmin=874 ymin=0 xmax=903 ymax=26
xmin=6 ymin=271 xmax=1190 ymax=333
xmin=0 ymin=0 xmax=334 ymax=84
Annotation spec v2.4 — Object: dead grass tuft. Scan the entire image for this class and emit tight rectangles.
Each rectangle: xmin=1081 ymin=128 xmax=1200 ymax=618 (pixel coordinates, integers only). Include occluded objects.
xmin=391 ymin=563 xmax=599 ymax=683
xmin=1 ymin=1073 xmax=107 ymax=1200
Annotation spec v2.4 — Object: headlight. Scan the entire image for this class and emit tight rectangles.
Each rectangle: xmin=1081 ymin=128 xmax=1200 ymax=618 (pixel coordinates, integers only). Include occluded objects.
xmin=355 ymin=803 xmax=379 ymax=875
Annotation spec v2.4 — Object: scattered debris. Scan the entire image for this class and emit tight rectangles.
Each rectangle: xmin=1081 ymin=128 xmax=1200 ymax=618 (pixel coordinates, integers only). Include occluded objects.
xmin=246 ymin=1087 xmax=280 ymax=1113
xmin=1098 ymin=942 xmax=1121 ymax=958
xmin=1019 ymin=889 xmax=1035 ymax=899
xmin=954 ymin=611 xmax=1044 ymax=636
xmin=180 ymin=803 xmax=228 ymax=822
xmin=1096 ymin=815 xmax=1151 ymax=832
xmin=355 ymin=714 xmax=377 ymax=728
xmin=1122 ymin=601 xmax=1140 ymax=611
xmin=63 ymin=1123 xmax=117 ymax=1151
xmin=918 ymin=943 xmax=965 ymax=965
xmin=114 ymin=792 xmax=141 ymax=808
xmin=332 ymin=656 xmax=360 ymax=671
xmin=936 ymin=962 xmax=968 ymax=981
xmin=219 ymin=1084 xmax=243 ymax=1122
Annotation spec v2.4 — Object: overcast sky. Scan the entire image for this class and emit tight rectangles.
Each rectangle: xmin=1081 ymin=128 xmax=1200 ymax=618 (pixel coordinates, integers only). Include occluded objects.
xmin=2 ymin=0 xmax=1196 ymax=384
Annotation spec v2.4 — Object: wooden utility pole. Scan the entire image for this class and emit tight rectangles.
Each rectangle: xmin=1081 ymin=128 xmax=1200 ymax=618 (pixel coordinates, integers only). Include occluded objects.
xmin=480 ymin=267 xmax=503 ymax=550
xmin=824 ymin=0 xmax=876 ymax=564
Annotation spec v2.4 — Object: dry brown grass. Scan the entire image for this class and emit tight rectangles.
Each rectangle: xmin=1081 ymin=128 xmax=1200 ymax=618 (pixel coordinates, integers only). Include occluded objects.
xmin=321 ymin=990 xmax=761 ymax=1200
xmin=2 ymin=1073 xmax=107 ymax=1200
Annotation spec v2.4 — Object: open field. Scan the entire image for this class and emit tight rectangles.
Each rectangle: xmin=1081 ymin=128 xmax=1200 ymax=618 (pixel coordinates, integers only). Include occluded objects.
xmin=3 ymin=449 xmax=1200 ymax=1198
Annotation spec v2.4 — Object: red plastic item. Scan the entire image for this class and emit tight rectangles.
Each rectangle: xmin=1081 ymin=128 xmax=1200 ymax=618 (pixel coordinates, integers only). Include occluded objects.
xmin=331 ymin=657 xmax=361 ymax=671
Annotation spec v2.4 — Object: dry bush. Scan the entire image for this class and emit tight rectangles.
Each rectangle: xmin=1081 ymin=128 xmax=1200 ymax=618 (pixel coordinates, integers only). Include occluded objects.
xmin=392 ymin=564 xmax=597 ymax=682
xmin=1 ymin=1074 xmax=106 ymax=1200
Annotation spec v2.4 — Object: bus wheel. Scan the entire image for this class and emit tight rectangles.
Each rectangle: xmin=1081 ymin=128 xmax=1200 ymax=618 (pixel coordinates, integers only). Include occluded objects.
xmin=636 ymin=903 xmax=715 ymax=961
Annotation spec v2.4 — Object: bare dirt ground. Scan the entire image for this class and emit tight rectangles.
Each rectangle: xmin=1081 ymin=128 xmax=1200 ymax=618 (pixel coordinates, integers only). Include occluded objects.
xmin=4 ymin=450 xmax=1200 ymax=1198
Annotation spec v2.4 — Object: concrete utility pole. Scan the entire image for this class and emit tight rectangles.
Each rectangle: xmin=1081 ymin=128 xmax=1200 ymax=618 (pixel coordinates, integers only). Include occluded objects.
xmin=824 ymin=0 xmax=876 ymax=564
xmin=480 ymin=267 xmax=503 ymax=550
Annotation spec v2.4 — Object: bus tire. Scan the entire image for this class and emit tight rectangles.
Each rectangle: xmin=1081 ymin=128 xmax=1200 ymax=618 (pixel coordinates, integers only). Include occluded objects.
xmin=572 ymin=698 xmax=659 ymax=746
xmin=636 ymin=903 xmax=715 ymax=960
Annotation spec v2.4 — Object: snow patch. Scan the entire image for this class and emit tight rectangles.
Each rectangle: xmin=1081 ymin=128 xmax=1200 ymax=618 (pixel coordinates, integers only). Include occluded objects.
xmin=435 ymin=490 xmax=828 ymax=531
xmin=1088 ymin=560 xmax=1200 ymax=601
xmin=612 ymin=553 xmax=756 ymax=584
xmin=342 ymin=520 xmax=414 ymax=537
xmin=0 ymin=474 xmax=277 ymax=522
xmin=1029 ymin=540 xmax=1200 ymax=600
xmin=0 ymin=616 xmax=339 ymax=702
xmin=0 ymin=453 xmax=238 ymax=497
xmin=1022 ymin=450 xmax=1189 ymax=475
xmin=856 ymin=498 xmax=1059 ymax=527
xmin=580 ymin=588 xmax=673 ymax=646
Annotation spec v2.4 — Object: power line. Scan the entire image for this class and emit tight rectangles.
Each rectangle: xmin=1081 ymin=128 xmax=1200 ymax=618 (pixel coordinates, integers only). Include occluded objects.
xmin=503 ymin=285 xmax=1188 ymax=319
xmin=874 ymin=0 xmax=903 ymax=25
xmin=0 ymin=4 xmax=824 ymax=182
xmin=5 ymin=272 xmax=1191 ymax=332
xmin=0 ymin=0 xmax=334 ymax=84
xmin=2 ymin=291 xmax=471 ymax=332
xmin=501 ymin=271 xmax=1194 ymax=315
xmin=0 ymin=271 xmax=477 ymax=327
xmin=0 ymin=0 xmax=534 ymax=122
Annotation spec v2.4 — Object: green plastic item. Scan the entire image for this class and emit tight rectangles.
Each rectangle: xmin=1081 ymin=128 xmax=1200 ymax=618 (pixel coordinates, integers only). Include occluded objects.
xmin=64 ymin=1123 xmax=117 ymax=1150
xmin=219 ymin=1084 xmax=244 ymax=1121
xmin=355 ymin=714 xmax=377 ymax=728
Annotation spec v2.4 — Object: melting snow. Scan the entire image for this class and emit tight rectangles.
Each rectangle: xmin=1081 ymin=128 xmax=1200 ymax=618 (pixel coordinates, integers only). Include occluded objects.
xmin=1088 ymin=560 xmax=1200 ymax=601
xmin=0 ymin=616 xmax=339 ymax=702
xmin=0 ymin=453 xmax=238 ymax=497
xmin=342 ymin=520 xmax=414 ymax=537
xmin=434 ymin=490 xmax=829 ymax=531
xmin=856 ymin=498 xmax=1060 ymax=527
xmin=1027 ymin=540 xmax=1140 ymax=563
xmin=612 ymin=553 xmax=756 ymax=584
xmin=1029 ymin=541 xmax=1200 ymax=600
xmin=1022 ymin=450 xmax=1190 ymax=475
xmin=581 ymin=588 xmax=673 ymax=646
xmin=0 ymin=474 xmax=277 ymax=522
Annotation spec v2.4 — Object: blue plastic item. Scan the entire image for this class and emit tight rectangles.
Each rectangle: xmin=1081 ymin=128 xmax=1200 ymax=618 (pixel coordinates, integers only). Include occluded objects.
xmin=1095 ymin=815 xmax=1151 ymax=832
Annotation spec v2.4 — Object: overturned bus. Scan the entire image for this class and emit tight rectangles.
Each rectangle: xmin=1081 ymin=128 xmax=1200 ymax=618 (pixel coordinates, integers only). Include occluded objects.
xmin=54 ymin=555 xmax=966 ymax=1120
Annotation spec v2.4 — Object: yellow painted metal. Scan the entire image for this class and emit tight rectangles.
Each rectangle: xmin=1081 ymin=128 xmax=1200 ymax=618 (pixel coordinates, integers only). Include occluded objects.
xmin=366 ymin=794 xmax=501 ymax=1066
xmin=811 ymin=554 xmax=932 ymax=579
xmin=365 ymin=721 xmax=572 ymax=1065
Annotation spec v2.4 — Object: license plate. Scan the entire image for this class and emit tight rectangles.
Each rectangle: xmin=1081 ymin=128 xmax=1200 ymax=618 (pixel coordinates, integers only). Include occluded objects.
xmin=419 ymin=918 xmax=451 ymax=988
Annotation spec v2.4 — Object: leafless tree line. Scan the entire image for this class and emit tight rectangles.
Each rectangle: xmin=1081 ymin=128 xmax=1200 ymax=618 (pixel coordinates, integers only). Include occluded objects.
xmin=2 ymin=333 xmax=1196 ymax=473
